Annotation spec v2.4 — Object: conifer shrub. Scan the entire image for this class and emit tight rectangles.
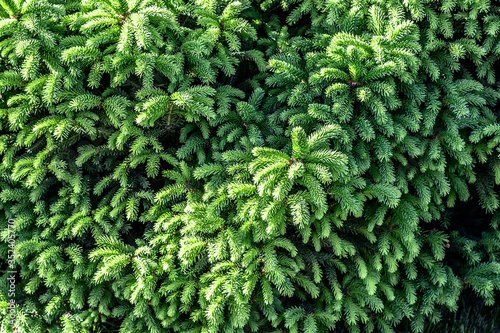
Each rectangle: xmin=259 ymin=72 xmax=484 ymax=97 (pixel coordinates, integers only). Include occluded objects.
xmin=1 ymin=0 xmax=500 ymax=332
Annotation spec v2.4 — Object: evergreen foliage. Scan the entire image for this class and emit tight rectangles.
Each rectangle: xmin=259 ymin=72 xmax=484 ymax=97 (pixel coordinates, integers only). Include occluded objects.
xmin=0 ymin=0 xmax=500 ymax=332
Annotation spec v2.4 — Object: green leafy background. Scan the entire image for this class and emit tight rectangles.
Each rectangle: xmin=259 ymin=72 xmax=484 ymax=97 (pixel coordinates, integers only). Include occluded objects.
xmin=0 ymin=0 xmax=500 ymax=332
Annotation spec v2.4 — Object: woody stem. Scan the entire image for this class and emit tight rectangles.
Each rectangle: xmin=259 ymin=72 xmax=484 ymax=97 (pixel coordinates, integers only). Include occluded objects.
xmin=167 ymin=105 xmax=173 ymax=125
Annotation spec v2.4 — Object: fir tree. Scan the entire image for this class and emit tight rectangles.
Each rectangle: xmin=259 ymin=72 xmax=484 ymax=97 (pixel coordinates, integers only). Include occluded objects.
xmin=1 ymin=0 xmax=500 ymax=332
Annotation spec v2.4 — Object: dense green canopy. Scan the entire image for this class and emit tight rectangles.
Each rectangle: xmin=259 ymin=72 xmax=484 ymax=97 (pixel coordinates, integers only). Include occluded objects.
xmin=1 ymin=0 xmax=500 ymax=332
